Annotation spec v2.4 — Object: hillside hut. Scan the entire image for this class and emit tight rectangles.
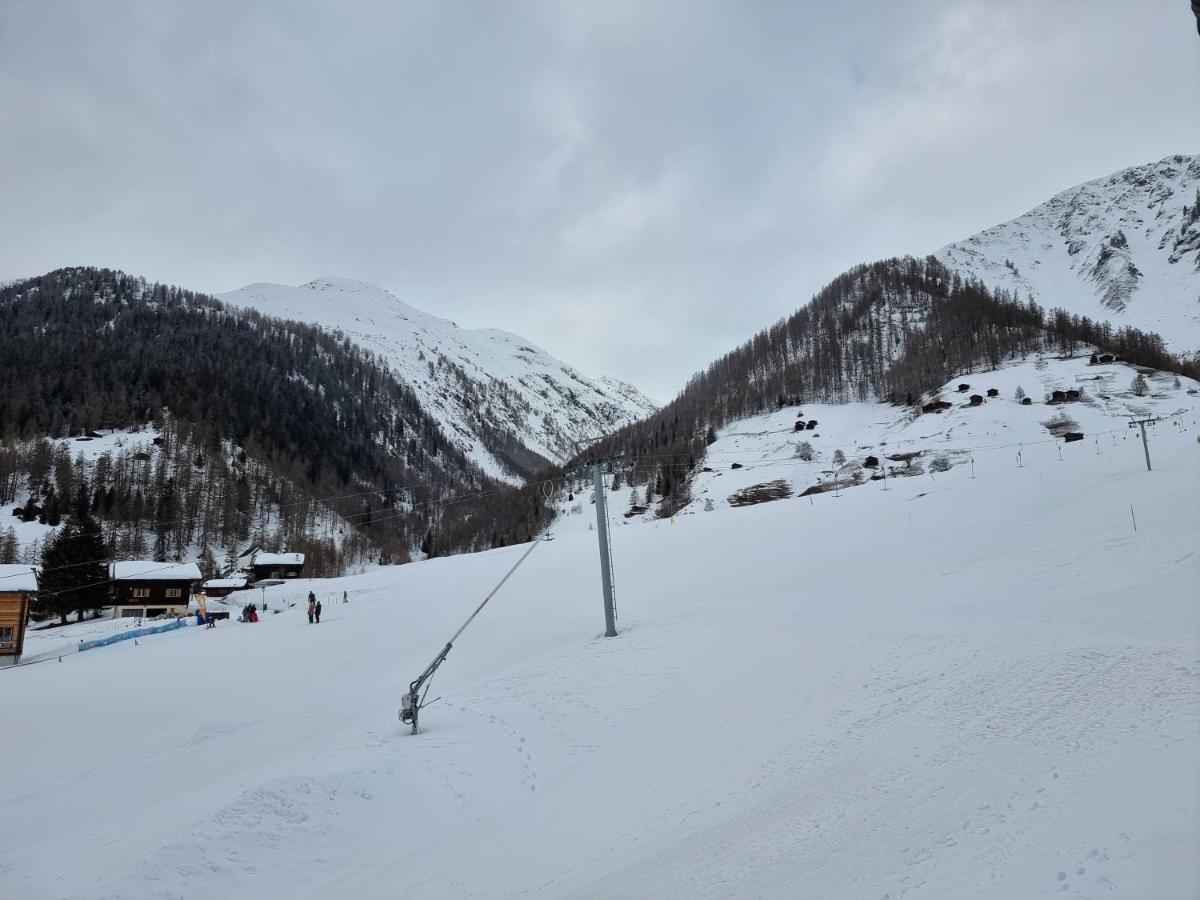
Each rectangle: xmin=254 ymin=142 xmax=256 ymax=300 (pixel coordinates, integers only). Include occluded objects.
xmin=248 ymin=551 xmax=306 ymax=582
xmin=794 ymin=420 xmax=805 ymax=432
xmin=202 ymin=576 xmax=249 ymax=598
xmin=1050 ymin=390 xmax=1066 ymax=403
xmin=0 ymin=565 xmax=37 ymax=665
xmin=110 ymin=561 xmax=202 ymax=619
xmin=1065 ymin=389 xmax=1081 ymax=401
xmin=969 ymin=394 xmax=984 ymax=406
xmin=863 ymin=455 xmax=879 ymax=469
xmin=957 ymin=383 xmax=970 ymax=393
xmin=1092 ymin=353 xmax=1117 ymax=364
xmin=922 ymin=400 xmax=952 ymax=414
xmin=1021 ymin=397 xmax=1033 ymax=405
xmin=806 ymin=420 xmax=818 ymax=430
xmin=1063 ymin=432 xmax=1085 ymax=443
xmin=987 ymin=388 xmax=999 ymax=397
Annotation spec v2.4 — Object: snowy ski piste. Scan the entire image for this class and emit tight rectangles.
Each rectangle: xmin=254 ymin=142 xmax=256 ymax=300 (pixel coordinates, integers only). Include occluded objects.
xmin=2 ymin=365 xmax=1198 ymax=899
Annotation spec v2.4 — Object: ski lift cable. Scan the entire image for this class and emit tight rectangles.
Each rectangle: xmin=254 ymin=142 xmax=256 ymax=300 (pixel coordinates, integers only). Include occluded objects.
xmin=399 ymin=535 xmax=545 ymax=733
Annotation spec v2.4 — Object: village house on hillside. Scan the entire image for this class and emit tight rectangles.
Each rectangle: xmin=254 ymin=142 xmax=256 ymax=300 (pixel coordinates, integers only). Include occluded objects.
xmin=0 ymin=564 xmax=37 ymax=665
xmin=109 ymin=561 xmax=202 ymax=619
xmin=248 ymin=551 xmax=305 ymax=582
xmin=202 ymin=576 xmax=249 ymax=598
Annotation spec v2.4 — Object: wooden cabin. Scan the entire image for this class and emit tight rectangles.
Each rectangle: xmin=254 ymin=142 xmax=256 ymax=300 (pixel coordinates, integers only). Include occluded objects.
xmin=248 ymin=551 xmax=305 ymax=582
xmin=1021 ymin=397 xmax=1033 ymax=405
xmin=1049 ymin=389 xmax=1066 ymax=403
xmin=1090 ymin=353 xmax=1117 ymax=365
xmin=806 ymin=420 xmax=818 ymax=430
xmin=986 ymin=388 xmax=999 ymax=397
xmin=969 ymin=394 xmax=984 ymax=406
xmin=863 ymin=455 xmax=879 ymax=469
xmin=794 ymin=420 xmax=806 ymax=432
xmin=1065 ymin=389 xmax=1081 ymax=401
xmin=922 ymin=400 xmax=952 ymax=413
xmin=0 ymin=565 xmax=37 ymax=665
xmin=1063 ymin=432 xmax=1085 ymax=443
xmin=109 ymin=561 xmax=202 ymax=619
xmin=202 ymin=576 xmax=249 ymax=598
xmin=957 ymin=383 xmax=970 ymax=393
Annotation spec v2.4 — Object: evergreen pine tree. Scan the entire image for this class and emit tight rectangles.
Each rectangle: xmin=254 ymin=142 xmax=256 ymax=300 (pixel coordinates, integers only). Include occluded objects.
xmin=37 ymin=513 xmax=109 ymax=624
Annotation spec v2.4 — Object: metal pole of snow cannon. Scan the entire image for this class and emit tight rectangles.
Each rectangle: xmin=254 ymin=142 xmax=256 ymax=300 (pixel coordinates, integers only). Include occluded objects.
xmin=1129 ymin=417 xmax=1158 ymax=471
xmin=400 ymin=536 xmax=544 ymax=734
xmin=592 ymin=462 xmax=618 ymax=638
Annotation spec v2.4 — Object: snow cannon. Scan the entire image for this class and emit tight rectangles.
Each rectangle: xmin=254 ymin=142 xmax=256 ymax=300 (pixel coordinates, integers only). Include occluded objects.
xmin=399 ymin=691 xmax=418 ymax=728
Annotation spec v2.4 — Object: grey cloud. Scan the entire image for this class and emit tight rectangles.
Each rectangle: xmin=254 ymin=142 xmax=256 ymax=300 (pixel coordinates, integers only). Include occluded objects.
xmin=1 ymin=0 xmax=1196 ymax=400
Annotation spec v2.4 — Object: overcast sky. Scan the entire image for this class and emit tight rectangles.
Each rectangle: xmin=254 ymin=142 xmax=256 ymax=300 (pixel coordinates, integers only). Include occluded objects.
xmin=1 ymin=1 xmax=1196 ymax=400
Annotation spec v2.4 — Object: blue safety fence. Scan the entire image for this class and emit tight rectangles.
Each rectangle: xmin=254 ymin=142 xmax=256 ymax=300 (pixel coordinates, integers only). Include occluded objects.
xmin=78 ymin=618 xmax=190 ymax=652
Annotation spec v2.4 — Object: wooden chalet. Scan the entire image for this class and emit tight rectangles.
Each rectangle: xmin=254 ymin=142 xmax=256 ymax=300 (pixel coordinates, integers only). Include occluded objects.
xmin=202 ymin=576 xmax=249 ymax=598
xmin=986 ymin=388 xmax=999 ymax=397
xmin=968 ymin=394 xmax=984 ymax=406
xmin=0 ymin=564 xmax=37 ymax=665
xmin=922 ymin=400 xmax=952 ymax=414
xmin=109 ymin=561 xmax=202 ymax=619
xmin=248 ymin=551 xmax=305 ymax=582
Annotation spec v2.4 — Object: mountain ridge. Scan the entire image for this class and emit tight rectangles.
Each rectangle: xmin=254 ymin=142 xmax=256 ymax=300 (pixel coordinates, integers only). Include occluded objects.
xmin=935 ymin=153 xmax=1199 ymax=358
xmin=220 ymin=277 xmax=658 ymax=482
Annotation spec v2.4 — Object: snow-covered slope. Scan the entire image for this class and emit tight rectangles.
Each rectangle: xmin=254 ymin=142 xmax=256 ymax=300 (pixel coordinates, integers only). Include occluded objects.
xmin=936 ymin=154 xmax=1200 ymax=357
xmin=220 ymin=278 xmax=657 ymax=481
xmin=2 ymin=356 xmax=1197 ymax=899
xmin=552 ymin=352 xmax=1200 ymax=531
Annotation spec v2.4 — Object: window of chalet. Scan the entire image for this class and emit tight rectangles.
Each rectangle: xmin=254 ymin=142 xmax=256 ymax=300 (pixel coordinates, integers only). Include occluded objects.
xmin=165 ymin=588 xmax=182 ymax=599
xmin=0 ymin=626 xmax=12 ymax=647
xmin=132 ymin=588 xmax=150 ymax=599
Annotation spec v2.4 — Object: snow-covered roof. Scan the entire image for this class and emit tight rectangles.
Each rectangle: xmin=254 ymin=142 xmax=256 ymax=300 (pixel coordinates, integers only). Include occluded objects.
xmin=109 ymin=561 xmax=203 ymax=582
xmin=203 ymin=577 xmax=248 ymax=589
xmin=0 ymin=564 xmax=38 ymax=592
xmin=251 ymin=552 xmax=305 ymax=567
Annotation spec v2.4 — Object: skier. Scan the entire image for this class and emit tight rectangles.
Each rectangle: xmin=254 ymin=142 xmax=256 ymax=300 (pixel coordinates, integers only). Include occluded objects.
xmin=307 ymin=597 xmax=315 ymax=624
xmin=315 ymin=600 xmax=322 ymax=624
xmin=342 ymin=590 xmax=348 ymax=604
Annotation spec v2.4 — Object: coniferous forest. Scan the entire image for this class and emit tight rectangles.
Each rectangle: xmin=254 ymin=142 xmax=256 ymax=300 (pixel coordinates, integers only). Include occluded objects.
xmin=568 ymin=256 xmax=1199 ymax=517
xmin=2 ymin=258 xmax=1194 ymax=570
xmin=0 ymin=268 xmax=548 ymax=573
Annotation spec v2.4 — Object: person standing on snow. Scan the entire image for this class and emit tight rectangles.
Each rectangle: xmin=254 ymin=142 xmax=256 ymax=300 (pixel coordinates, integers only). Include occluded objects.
xmin=342 ymin=590 xmax=347 ymax=604
xmin=307 ymin=594 xmax=316 ymax=624
xmin=315 ymin=600 xmax=322 ymax=624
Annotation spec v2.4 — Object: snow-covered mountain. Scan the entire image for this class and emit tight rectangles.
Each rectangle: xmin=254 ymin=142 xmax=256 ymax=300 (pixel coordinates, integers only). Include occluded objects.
xmin=220 ymin=278 xmax=657 ymax=482
xmin=936 ymin=153 xmax=1200 ymax=357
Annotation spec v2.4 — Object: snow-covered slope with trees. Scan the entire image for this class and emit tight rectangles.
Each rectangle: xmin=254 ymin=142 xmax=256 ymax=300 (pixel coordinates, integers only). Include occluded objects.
xmin=2 ymin=353 xmax=1196 ymax=898
xmin=936 ymin=154 xmax=1200 ymax=358
xmin=550 ymin=353 xmax=1200 ymax=530
xmin=221 ymin=278 xmax=657 ymax=481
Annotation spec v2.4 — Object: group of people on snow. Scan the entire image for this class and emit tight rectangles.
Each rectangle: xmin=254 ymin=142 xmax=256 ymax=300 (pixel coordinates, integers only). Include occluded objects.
xmin=240 ymin=603 xmax=259 ymax=623
xmin=307 ymin=592 xmax=322 ymax=624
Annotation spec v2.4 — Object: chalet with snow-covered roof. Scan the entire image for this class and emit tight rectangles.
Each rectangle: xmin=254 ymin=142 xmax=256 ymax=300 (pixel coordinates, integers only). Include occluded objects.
xmin=202 ymin=576 xmax=249 ymax=598
xmin=248 ymin=551 xmax=305 ymax=582
xmin=0 ymin=565 xmax=37 ymax=665
xmin=109 ymin=561 xmax=202 ymax=619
